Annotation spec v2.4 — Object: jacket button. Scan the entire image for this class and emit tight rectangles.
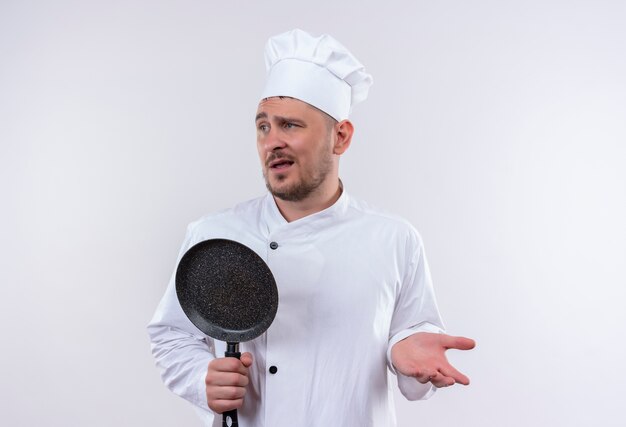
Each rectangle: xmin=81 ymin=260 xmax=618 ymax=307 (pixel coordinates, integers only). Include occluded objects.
xmin=269 ymin=365 xmax=278 ymax=374
xmin=269 ymin=242 xmax=278 ymax=250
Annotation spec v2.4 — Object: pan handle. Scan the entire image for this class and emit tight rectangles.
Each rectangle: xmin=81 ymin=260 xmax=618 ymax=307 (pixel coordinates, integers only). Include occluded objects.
xmin=223 ymin=342 xmax=241 ymax=427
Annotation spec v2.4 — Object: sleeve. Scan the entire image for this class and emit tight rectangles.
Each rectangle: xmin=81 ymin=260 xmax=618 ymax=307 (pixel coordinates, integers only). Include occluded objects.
xmin=147 ymin=223 xmax=216 ymax=424
xmin=386 ymin=228 xmax=446 ymax=401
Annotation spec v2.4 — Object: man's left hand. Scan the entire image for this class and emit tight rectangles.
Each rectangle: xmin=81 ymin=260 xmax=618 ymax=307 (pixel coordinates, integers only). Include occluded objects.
xmin=391 ymin=332 xmax=475 ymax=388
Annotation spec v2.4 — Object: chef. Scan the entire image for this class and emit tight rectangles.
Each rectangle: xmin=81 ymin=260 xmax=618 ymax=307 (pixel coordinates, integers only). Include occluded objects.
xmin=148 ymin=28 xmax=475 ymax=427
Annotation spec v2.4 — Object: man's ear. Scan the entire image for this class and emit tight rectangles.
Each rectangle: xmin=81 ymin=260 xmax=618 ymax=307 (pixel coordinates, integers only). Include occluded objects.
xmin=333 ymin=120 xmax=354 ymax=155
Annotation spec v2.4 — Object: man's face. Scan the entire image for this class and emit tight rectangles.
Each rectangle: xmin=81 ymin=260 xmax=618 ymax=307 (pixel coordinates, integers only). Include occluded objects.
xmin=256 ymin=97 xmax=336 ymax=202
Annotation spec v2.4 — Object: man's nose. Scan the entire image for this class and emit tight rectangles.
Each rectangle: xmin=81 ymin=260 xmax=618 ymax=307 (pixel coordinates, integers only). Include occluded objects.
xmin=262 ymin=127 xmax=287 ymax=151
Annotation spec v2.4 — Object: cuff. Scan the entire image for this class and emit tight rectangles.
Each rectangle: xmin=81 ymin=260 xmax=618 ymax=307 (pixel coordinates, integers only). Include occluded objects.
xmin=192 ymin=368 xmax=217 ymax=425
xmin=397 ymin=374 xmax=437 ymax=401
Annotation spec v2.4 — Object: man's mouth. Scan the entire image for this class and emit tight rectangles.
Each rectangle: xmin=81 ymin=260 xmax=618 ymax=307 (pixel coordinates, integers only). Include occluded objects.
xmin=268 ymin=158 xmax=295 ymax=170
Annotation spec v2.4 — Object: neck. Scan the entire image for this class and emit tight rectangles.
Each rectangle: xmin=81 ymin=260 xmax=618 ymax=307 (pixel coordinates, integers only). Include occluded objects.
xmin=274 ymin=179 xmax=343 ymax=222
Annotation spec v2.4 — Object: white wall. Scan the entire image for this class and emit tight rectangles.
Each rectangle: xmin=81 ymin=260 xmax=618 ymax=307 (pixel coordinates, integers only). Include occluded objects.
xmin=1 ymin=1 xmax=625 ymax=426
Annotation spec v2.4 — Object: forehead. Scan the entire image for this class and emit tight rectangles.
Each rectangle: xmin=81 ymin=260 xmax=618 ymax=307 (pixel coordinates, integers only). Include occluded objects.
xmin=256 ymin=97 xmax=321 ymax=119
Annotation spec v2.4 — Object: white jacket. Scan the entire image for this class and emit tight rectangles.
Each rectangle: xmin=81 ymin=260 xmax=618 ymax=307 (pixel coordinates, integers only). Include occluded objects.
xmin=148 ymin=190 xmax=444 ymax=427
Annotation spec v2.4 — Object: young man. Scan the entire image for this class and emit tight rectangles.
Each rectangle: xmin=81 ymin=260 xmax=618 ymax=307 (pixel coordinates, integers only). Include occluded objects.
xmin=148 ymin=29 xmax=474 ymax=427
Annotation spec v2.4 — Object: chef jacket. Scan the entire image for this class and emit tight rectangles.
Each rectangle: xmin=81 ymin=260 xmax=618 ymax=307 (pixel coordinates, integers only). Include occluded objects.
xmin=148 ymin=189 xmax=445 ymax=427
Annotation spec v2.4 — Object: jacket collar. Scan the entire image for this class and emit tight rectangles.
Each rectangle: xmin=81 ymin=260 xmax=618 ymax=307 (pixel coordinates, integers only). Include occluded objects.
xmin=262 ymin=181 xmax=349 ymax=237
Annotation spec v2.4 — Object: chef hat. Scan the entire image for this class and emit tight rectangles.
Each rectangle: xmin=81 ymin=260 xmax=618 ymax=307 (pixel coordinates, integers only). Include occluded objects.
xmin=260 ymin=29 xmax=373 ymax=121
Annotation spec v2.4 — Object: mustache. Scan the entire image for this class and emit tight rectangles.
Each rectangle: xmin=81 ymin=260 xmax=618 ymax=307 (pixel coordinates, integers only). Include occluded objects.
xmin=265 ymin=152 xmax=295 ymax=167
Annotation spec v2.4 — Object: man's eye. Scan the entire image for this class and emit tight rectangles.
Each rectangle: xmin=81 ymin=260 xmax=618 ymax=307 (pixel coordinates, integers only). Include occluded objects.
xmin=258 ymin=124 xmax=269 ymax=132
xmin=284 ymin=122 xmax=296 ymax=129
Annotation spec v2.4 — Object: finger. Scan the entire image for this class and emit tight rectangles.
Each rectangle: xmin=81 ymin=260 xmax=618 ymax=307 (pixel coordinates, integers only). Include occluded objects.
xmin=439 ymin=362 xmax=470 ymax=385
xmin=209 ymin=357 xmax=249 ymax=375
xmin=412 ymin=368 xmax=439 ymax=384
xmin=429 ymin=372 xmax=455 ymax=388
xmin=209 ymin=398 xmax=244 ymax=414
xmin=207 ymin=371 xmax=249 ymax=387
xmin=441 ymin=335 xmax=476 ymax=351
xmin=240 ymin=352 xmax=253 ymax=368
xmin=207 ymin=385 xmax=247 ymax=400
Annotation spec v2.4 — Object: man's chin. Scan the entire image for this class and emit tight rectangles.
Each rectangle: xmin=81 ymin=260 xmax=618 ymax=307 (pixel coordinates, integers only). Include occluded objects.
xmin=266 ymin=181 xmax=308 ymax=203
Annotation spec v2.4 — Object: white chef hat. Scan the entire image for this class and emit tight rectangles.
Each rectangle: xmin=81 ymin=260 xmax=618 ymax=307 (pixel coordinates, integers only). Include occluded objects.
xmin=260 ymin=29 xmax=373 ymax=121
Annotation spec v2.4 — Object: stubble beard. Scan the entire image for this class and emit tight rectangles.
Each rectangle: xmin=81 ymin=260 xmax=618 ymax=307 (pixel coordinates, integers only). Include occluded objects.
xmin=263 ymin=147 xmax=334 ymax=202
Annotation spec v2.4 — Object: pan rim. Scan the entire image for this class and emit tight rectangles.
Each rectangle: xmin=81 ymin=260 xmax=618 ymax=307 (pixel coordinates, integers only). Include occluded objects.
xmin=175 ymin=238 xmax=279 ymax=343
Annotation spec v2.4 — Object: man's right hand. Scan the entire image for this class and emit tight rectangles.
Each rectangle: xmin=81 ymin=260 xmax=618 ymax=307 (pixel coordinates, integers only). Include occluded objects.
xmin=205 ymin=352 xmax=253 ymax=414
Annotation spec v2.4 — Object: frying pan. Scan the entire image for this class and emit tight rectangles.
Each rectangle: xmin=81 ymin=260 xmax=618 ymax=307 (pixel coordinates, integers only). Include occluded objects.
xmin=176 ymin=238 xmax=278 ymax=427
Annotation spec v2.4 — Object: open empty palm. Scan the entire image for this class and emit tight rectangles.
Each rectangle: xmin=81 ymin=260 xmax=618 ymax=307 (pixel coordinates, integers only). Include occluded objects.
xmin=391 ymin=332 xmax=475 ymax=388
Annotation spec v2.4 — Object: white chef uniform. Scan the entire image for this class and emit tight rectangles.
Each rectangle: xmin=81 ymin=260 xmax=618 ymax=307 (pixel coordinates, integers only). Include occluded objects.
xmin=148 ymin=188 xmax=445 ymax=427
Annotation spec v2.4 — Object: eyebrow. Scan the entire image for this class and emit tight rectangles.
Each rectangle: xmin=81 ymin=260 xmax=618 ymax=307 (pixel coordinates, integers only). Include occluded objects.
xmin=255 ymin=112 xmax=306 ymax=126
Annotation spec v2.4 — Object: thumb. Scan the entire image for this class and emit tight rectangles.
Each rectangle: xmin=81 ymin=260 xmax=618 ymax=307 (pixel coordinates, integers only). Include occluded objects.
xmin=240 ymin=352 xmax=254 ymax=368
xmin=442 ymin=335 xmax=476 ymax=351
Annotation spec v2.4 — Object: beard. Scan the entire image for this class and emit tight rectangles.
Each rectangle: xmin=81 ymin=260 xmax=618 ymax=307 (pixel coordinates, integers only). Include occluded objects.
xmin=263 ymin=148 xmax=334 ymax=202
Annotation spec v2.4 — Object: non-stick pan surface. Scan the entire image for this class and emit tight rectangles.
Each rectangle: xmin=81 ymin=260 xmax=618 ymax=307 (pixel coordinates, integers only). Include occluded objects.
xmin=175 ymin=238 xmax=278 ymax=343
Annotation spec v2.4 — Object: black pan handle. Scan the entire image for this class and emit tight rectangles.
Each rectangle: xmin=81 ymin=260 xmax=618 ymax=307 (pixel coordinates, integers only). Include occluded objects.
xmin=223 ymin=342 xmax=241 ymax=427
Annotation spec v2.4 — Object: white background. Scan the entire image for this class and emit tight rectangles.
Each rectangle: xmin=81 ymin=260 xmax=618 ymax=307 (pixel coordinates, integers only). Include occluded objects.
xmin=1 ymin=1 xmax=625 ymax=426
